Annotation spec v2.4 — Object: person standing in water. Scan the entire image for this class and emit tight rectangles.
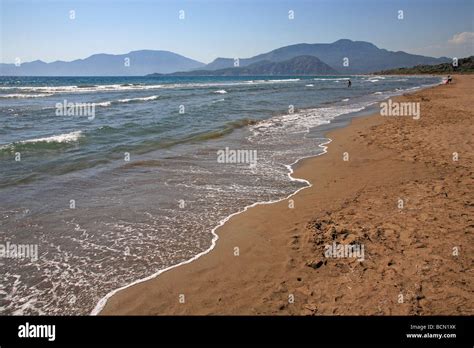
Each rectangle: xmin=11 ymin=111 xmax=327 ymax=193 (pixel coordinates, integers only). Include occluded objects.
xmin=347 ymin=79 xmax=352 ymax=88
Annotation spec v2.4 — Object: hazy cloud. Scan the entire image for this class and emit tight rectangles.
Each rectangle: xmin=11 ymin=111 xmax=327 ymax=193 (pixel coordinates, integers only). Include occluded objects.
xmin=448 ymin=32 xmax=474 ymax=45
xmin=407 ymin=31 xmax=474 ymax=58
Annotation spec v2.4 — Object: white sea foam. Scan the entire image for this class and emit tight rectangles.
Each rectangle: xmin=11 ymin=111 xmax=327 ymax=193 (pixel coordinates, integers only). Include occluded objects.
xmin=0 ymin=84 xmax=166 ymax=94
xmin=214 ymin=89 xmax=228 ymax=94
xmin=94 ymin=101 xmax=112 ymax=107
xmin=313 ymin=78 xmax=349 ymax=81
xmin=267 ymin=78 xmax=300 ymax=82
xmin=19 ymin=131 xmax=83 ymax=144
xmin=33 ymin=95 xmax=160 ymax=111
xmin=0 ymin=131 xmax=83 ymax=150
xmin=117 ymin=95 xmax=160 ymax=103
xmin=305 ymin=84 xmax=314 ymax=87
xmin=249 ymin=103 xmax=369 ymax=138
xmin=0 ymin=79 xmax=301 ymax=95
xmin=0 ymin=93 xmax=53 ymax=98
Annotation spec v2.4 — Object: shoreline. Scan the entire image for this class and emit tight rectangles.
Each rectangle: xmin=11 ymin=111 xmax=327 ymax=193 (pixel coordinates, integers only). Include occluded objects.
xmin=91 ymin=87 xmax=379 ymax=315
xmin=90 ymin=80 xmax=383 ymax=315
xmin=91 ymin=138 xmax=333 ymax=315
xmin=98 ymin=76 xmax=472 ymax=315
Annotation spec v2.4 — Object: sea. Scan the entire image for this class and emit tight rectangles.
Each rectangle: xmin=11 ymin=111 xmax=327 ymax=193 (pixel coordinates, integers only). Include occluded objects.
xmin=0 ymin=75 xmax=441 ymax=314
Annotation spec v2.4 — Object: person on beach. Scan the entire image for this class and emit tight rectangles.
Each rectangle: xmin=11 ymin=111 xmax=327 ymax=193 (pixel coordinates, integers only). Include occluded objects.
xmin=347 ymin=79 xmax=352 ymax=88
xmin=447 ymin=75 xmax=452 ymax=84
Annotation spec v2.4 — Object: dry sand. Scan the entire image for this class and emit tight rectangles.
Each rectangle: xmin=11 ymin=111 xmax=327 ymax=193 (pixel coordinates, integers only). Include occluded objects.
xmin=100 ymin=75 xmax=473 ymax=315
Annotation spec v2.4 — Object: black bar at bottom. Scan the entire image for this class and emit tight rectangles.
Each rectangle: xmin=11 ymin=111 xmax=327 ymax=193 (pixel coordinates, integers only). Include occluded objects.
xmin=0 ymin=316 xmax=471 ymax=346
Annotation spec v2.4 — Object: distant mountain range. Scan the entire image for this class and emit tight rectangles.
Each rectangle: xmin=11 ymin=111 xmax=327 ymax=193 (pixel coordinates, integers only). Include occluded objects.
xmin=0 ymin=39 xmax=451 ymax=76
xmin=0 ymin=50 xmax=205 ymax=76
xmin=199 ymin=39 xmax=450 ymax=74
xmin=150 ymin=56 xmax=338 ymax=76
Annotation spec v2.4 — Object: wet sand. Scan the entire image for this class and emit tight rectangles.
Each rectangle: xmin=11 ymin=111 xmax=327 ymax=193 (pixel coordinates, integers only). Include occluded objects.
xmin=100 ymin=75 xmax=473 ymax=315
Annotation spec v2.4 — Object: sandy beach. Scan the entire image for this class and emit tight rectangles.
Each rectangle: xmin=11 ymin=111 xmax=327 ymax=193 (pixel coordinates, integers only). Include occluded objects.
xmin=100 ymin=75 xmax=473 ymax=316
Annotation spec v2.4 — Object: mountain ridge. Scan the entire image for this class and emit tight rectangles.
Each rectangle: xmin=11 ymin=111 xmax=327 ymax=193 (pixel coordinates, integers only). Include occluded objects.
xmin=201 ymin=39 xmax=450 ymax=74
xmin=0 ymin=40 xmax=452 ymax=76
xmin=0 ymin=50 xmax=206 ymax=76
xmin=149 ymin=55 xmax=339 ymax=76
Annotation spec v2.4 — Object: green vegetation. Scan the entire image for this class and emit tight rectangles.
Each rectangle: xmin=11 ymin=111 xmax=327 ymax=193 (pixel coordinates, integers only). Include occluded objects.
xmin=376 ymin=56 xmax=474 ymax=74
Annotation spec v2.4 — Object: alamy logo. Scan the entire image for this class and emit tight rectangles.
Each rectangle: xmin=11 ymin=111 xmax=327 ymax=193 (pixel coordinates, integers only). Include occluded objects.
xmin=380 ymin=99 xmax=420 ymax=120
xmin=0 ymin=242 xmax=38 ymax=261
xmin=56 ymin=99 xmax=95 ymax=120
xmin=18 ymin=322 xmax=55 ymax=341
xmin=217 ymin=147 xmax=257 ymax=168
xmin=324 ymin=242 xmax=365 ymax=262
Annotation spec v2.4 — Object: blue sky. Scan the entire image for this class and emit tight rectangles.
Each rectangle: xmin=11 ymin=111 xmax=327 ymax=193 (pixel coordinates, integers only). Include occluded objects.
xmin=1 ymin=0 xmax=473 ymax=64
